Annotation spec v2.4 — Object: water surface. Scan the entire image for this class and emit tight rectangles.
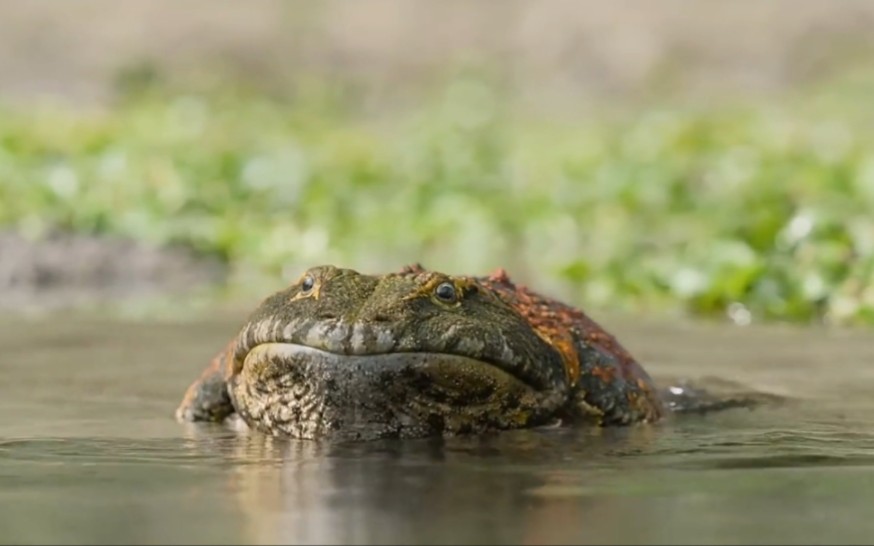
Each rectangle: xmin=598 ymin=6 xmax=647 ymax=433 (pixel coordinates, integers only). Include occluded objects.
xmin=2 ymin=311 xmax=873 ymax=545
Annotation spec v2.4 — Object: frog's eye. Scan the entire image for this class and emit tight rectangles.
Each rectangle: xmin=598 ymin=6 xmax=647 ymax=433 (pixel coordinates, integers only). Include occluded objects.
xmin=434 ymin=282 xmax=458 ymax=304
xmin=300 ymin=275 xmax=315 ymax=293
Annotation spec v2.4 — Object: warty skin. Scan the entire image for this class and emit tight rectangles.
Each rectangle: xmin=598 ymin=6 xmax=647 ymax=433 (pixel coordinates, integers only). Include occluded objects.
xmin=177 ymin=264 xmax=663 ymax=440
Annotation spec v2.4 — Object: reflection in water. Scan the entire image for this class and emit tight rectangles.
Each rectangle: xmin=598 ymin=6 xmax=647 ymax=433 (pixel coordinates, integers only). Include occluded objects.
xmin=213 ymin=427 xmax=663 ymax=545
xmin=2 ymin=313 xmax=874 ymax=544
xmin=178 ymin=414 xmax=874 ymax=545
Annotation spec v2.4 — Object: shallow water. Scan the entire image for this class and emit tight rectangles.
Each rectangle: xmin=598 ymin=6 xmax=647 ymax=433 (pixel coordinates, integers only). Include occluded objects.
xmin=2 ymin=310 xmax=874 ymax=545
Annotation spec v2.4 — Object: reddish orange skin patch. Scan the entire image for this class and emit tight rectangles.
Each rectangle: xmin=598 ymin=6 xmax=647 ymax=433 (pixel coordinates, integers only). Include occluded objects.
xmin=476 ymin=269 xmax=663 ymax=423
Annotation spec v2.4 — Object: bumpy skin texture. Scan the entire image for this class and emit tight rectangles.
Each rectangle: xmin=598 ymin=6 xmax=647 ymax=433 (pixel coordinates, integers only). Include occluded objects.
xmin=475 ymin=266 xmax=662 ymax=426
xmin=177 ymin=264 xmax=663 ymax=440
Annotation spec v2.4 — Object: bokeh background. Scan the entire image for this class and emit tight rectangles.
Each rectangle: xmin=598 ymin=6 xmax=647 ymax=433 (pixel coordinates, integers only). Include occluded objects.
xmin=2 ymin=0 xmax=874 ymax=326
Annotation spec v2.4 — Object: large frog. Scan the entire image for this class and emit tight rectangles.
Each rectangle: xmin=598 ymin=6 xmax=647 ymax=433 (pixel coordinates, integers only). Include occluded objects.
xmin=177 ymin=264 xmax=759 ymax=440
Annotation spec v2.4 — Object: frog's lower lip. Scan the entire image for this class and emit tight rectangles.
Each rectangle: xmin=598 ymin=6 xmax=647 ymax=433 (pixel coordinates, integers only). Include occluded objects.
xmin=231 ymin=342 xmax=559 ymax=440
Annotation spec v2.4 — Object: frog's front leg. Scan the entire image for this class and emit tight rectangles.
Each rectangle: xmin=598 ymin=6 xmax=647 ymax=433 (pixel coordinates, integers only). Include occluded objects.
xmin=176 ymin=340 xmax=236 ymax=422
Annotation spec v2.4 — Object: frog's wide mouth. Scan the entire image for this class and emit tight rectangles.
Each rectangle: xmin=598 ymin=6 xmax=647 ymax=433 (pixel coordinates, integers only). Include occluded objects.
xmin=239 ymin=342 xmax=540 ymax=394
xmin=232 ymin=317 xmax=565 ymax=394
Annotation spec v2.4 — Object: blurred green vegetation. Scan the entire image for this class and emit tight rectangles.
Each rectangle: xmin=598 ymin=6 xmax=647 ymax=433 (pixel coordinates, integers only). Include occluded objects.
xmin=2 ymin=75 xmax=874 ymax=326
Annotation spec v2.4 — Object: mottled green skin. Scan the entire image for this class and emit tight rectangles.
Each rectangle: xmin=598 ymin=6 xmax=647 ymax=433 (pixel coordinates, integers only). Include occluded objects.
xmin=178 ymin=265 xmax=675 ymax=440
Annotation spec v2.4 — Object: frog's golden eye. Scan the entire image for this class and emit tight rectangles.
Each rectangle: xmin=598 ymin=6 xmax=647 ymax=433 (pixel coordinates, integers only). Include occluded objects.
xmin=434 ymin=282 xmax=458 ymax=304
xmin=300 ymin=275 xmax=316 ymax=293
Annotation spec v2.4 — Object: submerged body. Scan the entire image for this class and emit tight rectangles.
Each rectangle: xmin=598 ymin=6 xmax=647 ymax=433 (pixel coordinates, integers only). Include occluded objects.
xmin=177 ymin=264 xmax=666 ymax=440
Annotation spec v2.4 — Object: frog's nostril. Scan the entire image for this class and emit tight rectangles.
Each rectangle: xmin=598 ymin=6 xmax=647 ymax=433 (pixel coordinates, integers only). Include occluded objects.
xmin=371 ymin=313 xmax=392 ymax=323
xmin=318 ymin=312 xmax=338 ymax=320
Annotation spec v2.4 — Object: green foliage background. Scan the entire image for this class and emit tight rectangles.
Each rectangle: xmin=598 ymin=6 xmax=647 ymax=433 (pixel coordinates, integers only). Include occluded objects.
xmin=3 ymin=74 xmax=874 ymax=325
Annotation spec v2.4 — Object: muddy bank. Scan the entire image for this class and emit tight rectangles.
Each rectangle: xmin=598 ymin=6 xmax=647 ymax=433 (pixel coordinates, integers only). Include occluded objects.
xmin=0 ymin=232 xmax=226 ymax=311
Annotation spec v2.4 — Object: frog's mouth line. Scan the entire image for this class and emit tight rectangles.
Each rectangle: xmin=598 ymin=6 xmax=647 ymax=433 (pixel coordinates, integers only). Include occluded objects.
xmin=240 ymin=342 xmax=540 ymax=392
xmin=232 ymin=318 xmax=565 ymax=394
